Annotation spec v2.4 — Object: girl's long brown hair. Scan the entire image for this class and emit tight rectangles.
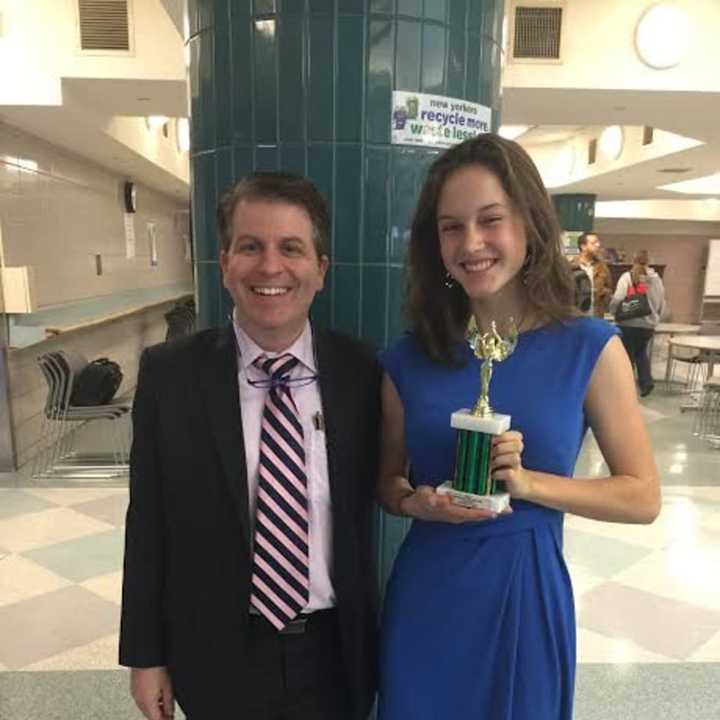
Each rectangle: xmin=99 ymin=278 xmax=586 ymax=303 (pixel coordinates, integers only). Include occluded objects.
xmin=630 ymin=249 xmax=649 ymax=285
xmin=406 ymin=133 xmax=577 ymax=366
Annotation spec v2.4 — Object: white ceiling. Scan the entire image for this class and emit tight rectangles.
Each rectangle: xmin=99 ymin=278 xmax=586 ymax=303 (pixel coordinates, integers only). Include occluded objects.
xmin=0 ymin=0 xmax=188 ymax=202
xmin=159 ymin=0 xmax=185 ymax=37
xmin=0 ymin=77 xmax=189 ymax=201
xmin=503 ymin=87 xmax=720 ymax=202
xmin=62 ymin=77 xmax=188 ymax=118
xmin=2 ymin=1 xmax=718 ymax=214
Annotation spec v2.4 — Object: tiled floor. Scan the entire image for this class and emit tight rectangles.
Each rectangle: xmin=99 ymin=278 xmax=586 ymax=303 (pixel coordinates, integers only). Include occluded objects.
xmin=0 ymin=380 xmax=718 ymax=718
xmin=0 ymin=488 xmax=125 ymax=672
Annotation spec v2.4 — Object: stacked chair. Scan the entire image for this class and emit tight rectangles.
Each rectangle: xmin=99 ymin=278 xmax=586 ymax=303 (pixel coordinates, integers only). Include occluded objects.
xmin=164 ymin=299 xmax=196 ymax=341
xmin=692 ymin=377 xmax=720 ymax=449
xmin=32 ymin=350 xmax=131 ymax=480
xmin=664 ymin=343 xmax=711 ymax=395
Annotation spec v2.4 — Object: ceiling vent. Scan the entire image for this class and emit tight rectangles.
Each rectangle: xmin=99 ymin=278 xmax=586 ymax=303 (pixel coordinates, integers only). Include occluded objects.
xmin=78 ymin=0 xmax=131 ymax=52
xmin=511 ymin=2 xmax=565 ymax=62
xmin=658 ymin=167 xmax=692 ymax=174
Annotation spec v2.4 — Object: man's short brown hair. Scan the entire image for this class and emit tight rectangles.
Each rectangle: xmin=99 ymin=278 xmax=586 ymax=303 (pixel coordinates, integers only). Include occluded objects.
xmin=216 ymin=172 xmax=330 ymax=257
xmin=577 ymin=232 xmax=598 ymax=250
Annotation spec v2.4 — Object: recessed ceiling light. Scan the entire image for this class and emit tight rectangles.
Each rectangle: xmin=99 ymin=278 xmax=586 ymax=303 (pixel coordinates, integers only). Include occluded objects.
xmin=176 ymin=118 xmax=190 ymax=153
xmin=598 ymin=126 xmax=624 ymax=160
xmin=16 ymin=158 xmax=38 ymax=172
xmin=635 ymin=3 xmax=690 ymax=69
xmin=146 ymin=116 xmax=169 ymax=131
xmin=498 ymin=125 xmax=531 ymax=141
xmin=254 ymin=19 xmax=275 ymax=36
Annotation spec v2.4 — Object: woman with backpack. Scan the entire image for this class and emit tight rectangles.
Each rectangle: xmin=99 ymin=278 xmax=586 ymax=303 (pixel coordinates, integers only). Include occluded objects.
xmin=609 ymin=250 xmax=666 ymax=397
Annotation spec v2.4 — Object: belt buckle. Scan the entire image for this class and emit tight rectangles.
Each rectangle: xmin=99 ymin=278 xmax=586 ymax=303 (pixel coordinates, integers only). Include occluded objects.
xmin=280 ymin=616 xmax=308 ymax=635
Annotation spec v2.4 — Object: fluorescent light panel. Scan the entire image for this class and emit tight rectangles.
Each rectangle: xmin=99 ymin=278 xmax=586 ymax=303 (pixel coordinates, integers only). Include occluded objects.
xmin=659 ymin=172 xmax=720 ymax=195
xmin=498 ymin=125 xmax=530 ymax=141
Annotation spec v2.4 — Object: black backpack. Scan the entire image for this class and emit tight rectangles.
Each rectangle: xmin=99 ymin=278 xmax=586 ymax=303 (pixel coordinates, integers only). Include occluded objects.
xmin=571 ymin=265 xmax=592 ymax=313
xmin=164 ymin=301 xmax=196 ymax=341
xmin=70 ymin=358 xmax=123 ymax=406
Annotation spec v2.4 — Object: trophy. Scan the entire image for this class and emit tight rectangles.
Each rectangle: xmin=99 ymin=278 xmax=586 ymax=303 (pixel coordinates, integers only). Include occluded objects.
xmin=436 ymin=317 xmax=518 ymax=512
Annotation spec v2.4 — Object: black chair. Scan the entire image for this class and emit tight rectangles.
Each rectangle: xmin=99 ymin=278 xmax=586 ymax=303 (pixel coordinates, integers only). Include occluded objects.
xmin=165 ymin=299 xmax=196 ymax=341
xmin=32 ymin=350 xmax=131 ymax=479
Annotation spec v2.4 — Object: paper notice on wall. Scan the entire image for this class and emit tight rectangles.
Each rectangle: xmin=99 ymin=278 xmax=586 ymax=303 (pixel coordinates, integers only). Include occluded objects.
xmin=391 ymin=91 xmax=492 ymax=149
xmin=123 ymin=213 xmax=136 ymax=258
xmin=562 ymin=231 xmax=582 ymax=255
xmin=704 ymin=239 xmax=720 ymax=296
xmin=147 ymin=222 xmax=158 ymax=267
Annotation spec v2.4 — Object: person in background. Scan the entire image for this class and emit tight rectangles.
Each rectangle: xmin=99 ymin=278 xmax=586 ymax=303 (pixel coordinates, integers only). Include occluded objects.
xmin=120 ymin=172 xmax=380 ymax=720
xmin=571 ymin=232 xmax=613 ymax=318
xmin=610 ymin=249 xmax=666 ymax=397
xmin=376 ymin=134 xmax=660 ymax=720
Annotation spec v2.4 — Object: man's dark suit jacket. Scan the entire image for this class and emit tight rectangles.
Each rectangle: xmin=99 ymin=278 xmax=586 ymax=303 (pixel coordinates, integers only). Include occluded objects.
xmin=119 ymin=325 xmax=381 ymax=719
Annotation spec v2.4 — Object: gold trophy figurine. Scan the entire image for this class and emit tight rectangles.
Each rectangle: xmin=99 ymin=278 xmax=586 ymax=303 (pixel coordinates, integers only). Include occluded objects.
xmin=469 ymin=317 xmax=518 ymax=417
xmin=436 ymin=317 xmax=518 ymax=512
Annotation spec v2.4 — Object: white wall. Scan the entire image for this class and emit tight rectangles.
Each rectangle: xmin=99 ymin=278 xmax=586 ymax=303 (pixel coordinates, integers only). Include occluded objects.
xmin=504 ymin=0 xmax=720 ymax=93
xmin=0 ymin=0 xmax=189 ymax=191
xmin=0 ymin=0 xmax=184 ymax=107
xmin=0 ymin=121 xmax=191 ymax=308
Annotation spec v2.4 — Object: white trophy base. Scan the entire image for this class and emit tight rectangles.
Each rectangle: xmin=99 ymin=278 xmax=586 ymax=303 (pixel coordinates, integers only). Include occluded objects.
xmin=450 ymin=409 xmax=511 ymax=435
xmin=436 ymin=481 xmax=510 ymax=512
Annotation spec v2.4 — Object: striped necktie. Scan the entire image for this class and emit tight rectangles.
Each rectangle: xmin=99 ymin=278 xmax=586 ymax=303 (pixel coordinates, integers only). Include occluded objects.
xmin=250 ymin=354 xmax=310 ymax=629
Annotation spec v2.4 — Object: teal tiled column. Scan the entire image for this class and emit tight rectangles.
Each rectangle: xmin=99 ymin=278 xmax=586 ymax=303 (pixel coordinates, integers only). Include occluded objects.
xmin=553 ymin=193 xmax=596 ymax=234
xmin=188 ymin=0 xmax=504 ymax=339
xmin=187 ymin=0 xmax=505 ymax=623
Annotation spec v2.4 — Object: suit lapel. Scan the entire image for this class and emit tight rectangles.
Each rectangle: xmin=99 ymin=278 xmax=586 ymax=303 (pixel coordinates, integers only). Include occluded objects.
xmin=315 ymin=329 xmax=347 ymax=514
xmin=200 ymin=325 xmax=250 ymax=542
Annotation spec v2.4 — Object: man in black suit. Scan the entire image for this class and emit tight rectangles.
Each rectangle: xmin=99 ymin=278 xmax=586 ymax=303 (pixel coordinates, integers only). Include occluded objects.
xmin=120 ymin=172 xmax=380 ymax=720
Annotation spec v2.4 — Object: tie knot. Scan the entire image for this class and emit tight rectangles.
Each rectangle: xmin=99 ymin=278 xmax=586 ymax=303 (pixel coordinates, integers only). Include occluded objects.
xmin=254 ymin=353 xmax=299 ymax=381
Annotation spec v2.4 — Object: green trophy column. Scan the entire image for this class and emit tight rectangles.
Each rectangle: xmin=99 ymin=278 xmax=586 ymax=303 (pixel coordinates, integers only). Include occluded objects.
xmin=187 ymin=0 xmax=505 ymax=596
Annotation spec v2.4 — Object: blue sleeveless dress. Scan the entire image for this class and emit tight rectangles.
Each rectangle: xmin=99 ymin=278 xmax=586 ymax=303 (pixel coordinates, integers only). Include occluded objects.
xmin=378 ymin=318 xmax=617 ymax=720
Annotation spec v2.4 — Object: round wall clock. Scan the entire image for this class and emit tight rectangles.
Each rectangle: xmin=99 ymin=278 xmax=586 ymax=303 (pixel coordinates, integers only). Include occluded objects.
xmin=124 ymin=181 xmax=137 ymax=213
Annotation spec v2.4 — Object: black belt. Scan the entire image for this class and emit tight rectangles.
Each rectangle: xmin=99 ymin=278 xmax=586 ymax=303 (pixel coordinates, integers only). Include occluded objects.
xmin=249 ymin=608 xmax=337 ymax=635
